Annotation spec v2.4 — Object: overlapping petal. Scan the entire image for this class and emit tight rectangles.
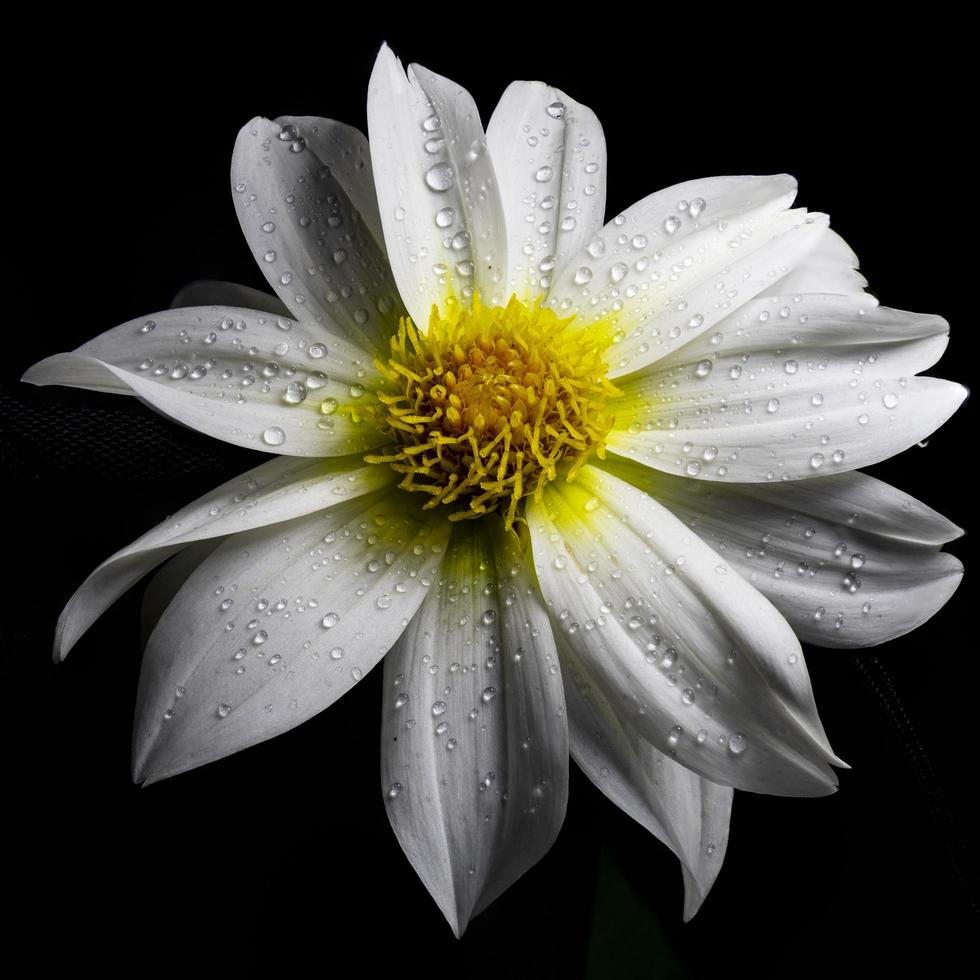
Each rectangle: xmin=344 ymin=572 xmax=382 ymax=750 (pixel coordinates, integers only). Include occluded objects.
xmin=527 ymin=464 xmax=842 ymax=796
xmin=275 ymin=115 xmax=387 ymax=252
xmin=367 ymin=45 xmax=508 ymax=327
xmin=23 ymin=306 xmax=387 ymax=457
xmin=232 ymin=115 xmax=402 ymax=354
xmin=133 ymin=489 xmax=450 ymax=784
xmin=486 ymin=81 xmax=606 ymax=301
xmin=546 ymin=175 xmax=832 ymax=379
xmin=608 ymin=294 xmax=965 ymax=482
xmin=49 ymin=453 xmax=395 ymax=661
xmin=381 ymin=521 xmax=567 ymax=937
xmin=757 ymin=227 xmax=866 ymax=298
xmin=562 ymin=645 xmax=732 ymax=920
xmin=602 ymin=456 xmax=963 ymax=648
xmin=170 ymin=280 xmax=290 ymax=317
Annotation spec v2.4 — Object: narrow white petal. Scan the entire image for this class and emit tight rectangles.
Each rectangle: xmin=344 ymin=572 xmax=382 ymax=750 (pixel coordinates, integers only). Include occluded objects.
xmin=603 ymin=456 xmax=963 ymax=648
xmin=275 ymin=115 xmax=386 ymax=251
xmin=367 ymin=45 xmax=508 ymax=327
xmin=527 ymin=464 xmax=841 ymax=796
xmin=134 ymin=491 xmax=450 ymax=784
xmin=609 ymin=295 xmax=964 ymax=482
xmin=486 ymin=81 xmax=606 ymax=301
xmin=53 ymin=454 xmax=395 ymax=661
xmin=381 ymin=521 xmax=567 ymax=937
xmin=546 ymin=174 xmax=827 ymax=378
xmin=757 ymin=227 xmax=867 ymax=298
xmin=22 ymin=306 xmax=387 ymax=458
xmin=170 ymin=280 xmax=290 ymax=317
xmin=562 ymin=651 xmax=731 ymax=920
xmin=232 ymin=116 xmax=402 ymax=354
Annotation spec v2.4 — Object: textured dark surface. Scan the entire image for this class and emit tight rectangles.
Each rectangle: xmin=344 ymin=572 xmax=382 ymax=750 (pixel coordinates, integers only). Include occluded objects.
xmin=7 ymin=18 xmax=975 ymax=977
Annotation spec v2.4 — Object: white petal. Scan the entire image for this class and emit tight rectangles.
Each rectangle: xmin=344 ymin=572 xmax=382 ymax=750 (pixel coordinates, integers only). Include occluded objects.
xmin=381 ymin=521 xmax=568 ymax=937
xmin=367 ymin=45 xmax=508 ymax=326
xmin=546 ymin=174 xmax=826 ymax=377
xmin=603 ymin=456 xmax=963 ymax=648
xmin=53 ymin=454 xmax=395 ymax=661
xmin=170 ymin=280 xmax=290 ymax=316
xmin=133 ymin=490 xmax=450 ymax=784
xmin=527 ymin=464 xmax=842 ymax=796
xmin=562 ymin=648 xmax=731 ymax=920
xmin=232 ymin=116 xmax=402 ymax=354
xmin=22 ymin=306 xmax=387 ymax=457
xmin=486 ymin=81 xmax=606 ymax=301
xmin=275 ymin=115 xmax=386 ymax=251
xmin=608 ymin=295 xmax=965 ymax=482
xmin=757 ymin=227 xmax=867 ymax=298
xmin=141 ymin=540 xmax=224 ymax=648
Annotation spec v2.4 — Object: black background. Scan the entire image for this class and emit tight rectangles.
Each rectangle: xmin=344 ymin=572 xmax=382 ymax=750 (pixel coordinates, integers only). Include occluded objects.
xmin=6 ymin=18 xmax=975 ymax=976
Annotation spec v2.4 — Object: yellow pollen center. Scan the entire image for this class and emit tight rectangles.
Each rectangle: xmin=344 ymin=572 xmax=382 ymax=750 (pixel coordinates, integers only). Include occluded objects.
xmin=366 ymin=295 xmax=619 ymax=529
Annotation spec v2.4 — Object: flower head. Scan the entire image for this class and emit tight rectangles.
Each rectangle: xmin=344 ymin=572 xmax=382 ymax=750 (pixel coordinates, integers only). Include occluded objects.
xmin=24 ymin=44 xmax=965 ymax=936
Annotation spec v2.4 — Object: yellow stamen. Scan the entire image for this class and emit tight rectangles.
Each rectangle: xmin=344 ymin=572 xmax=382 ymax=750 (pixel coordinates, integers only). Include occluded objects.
xmin=366 ymin=293 xmax=616 ymax=530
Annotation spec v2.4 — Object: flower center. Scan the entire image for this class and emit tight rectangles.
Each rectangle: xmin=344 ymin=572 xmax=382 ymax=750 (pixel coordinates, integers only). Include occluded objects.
xmin=366 ymin=295 xmax=618 ymax=529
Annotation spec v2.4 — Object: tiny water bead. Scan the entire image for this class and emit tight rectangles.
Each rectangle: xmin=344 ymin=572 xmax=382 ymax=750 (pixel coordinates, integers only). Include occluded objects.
xmin=365 ymin=294 xmax=620 ymax=529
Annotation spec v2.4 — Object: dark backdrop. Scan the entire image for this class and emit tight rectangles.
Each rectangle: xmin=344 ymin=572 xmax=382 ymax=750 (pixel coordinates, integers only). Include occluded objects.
xmin=6 ymin=17 xmax=975 ymax=976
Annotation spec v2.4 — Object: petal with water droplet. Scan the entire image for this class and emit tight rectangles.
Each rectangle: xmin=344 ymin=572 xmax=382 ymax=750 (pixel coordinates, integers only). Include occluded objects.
xmin=562 ymin=644 xmax=732 ymax=920
xmin=50 ymin=454 xmax=395 ymax=661
xmin=367 ymin=45 xmax=508 ymax=327
xmin=527 ymin=464 xmax=842 ymax=797
xmin=381 ymin=520 xmax=567 ymax=937
xmin=22 ymin=306 xmax=387 ymax=458
xmin=604 ymin=457 xmax=963 ymax=648
xmin=608 ymin=296 xmax=965 ymax=482
xmin=232 ymin=116 xmax=401 ymax=354
xmin=547 ymin=174 xmax=823 ymax=377
xmin=486 ymin=81 xmax=606 ymax=302
xmin=133 ymin=490 xmax=450 ymax=784
xmin=275 ymin=115 xmax=387 ymax=253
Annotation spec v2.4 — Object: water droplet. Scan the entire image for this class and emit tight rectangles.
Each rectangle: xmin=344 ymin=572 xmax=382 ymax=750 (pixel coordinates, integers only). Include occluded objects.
xmin=728 ymin=733 xmax=747 ymax=755
xmin=321 ymin=612 xmax=340 ymax=628
xmin=432 ymin=701 xmax=448 ymax=716
xmin=217 ymin=703 xmax=231 ymax=719
xmin=282 ymin=381 xmax=307 ymax=405
xmin=262 ymin=427 xmax=286 ymax=447
xmin=425 ymin=162 xmax=455 ymax=191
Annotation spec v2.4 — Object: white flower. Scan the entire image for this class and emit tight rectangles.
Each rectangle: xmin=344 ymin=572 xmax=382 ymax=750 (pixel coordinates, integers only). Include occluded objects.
xmin=24 ymin=44 xmax=964 ymax=936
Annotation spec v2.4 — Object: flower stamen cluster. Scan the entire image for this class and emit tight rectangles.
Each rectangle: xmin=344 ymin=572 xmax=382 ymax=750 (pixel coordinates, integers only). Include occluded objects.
xmin=367 ymin=294 xmax=619 ymax=528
